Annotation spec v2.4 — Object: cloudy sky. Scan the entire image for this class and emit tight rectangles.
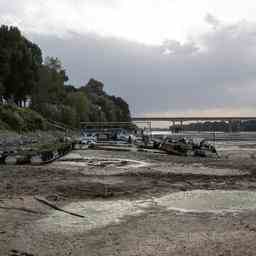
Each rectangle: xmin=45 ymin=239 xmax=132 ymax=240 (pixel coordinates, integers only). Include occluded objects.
xmin=1 ymin=0 xmax=256 ymax=116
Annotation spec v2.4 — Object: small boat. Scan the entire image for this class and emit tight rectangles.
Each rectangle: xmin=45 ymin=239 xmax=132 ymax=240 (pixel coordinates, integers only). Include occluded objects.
xmin=160 ymin=137 xmax=194 ymax=156
xmin=160 ymin=137 xmax=219 ymax=158
xmin=193 ymin=139 xmax=219 ymax=158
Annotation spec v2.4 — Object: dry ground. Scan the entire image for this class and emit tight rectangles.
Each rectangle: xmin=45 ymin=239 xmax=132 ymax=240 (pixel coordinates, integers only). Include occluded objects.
xmin=1 ymin=149 xmax=256 ymax=255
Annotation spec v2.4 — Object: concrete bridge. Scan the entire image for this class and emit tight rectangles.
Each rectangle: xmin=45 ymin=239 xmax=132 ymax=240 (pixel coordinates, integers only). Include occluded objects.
xmin=132 ymin=116 xmax=256 ymax=132
xmin=132 ymin=116 xmax=256 ymax=122
xmin=81 ymin=116 xmax=256 ymax=133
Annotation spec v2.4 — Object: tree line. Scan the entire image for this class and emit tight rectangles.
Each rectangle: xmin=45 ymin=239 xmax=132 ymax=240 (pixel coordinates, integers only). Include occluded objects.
xmin=182 ymin=121 xmax=256 ymax=132
xmin=0 ymin=25 xmax=131 ymax=127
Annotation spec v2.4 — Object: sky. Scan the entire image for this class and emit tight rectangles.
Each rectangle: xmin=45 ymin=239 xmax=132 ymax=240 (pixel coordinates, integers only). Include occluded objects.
xmin=1 ymin=0 xmax=256 ymax=116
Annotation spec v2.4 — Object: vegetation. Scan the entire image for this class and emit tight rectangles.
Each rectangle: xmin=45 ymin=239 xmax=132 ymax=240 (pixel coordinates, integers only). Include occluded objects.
xmin=0 ymin=25 xmax=131 ymax=130
xmin=182 ymin=120 xmax=256 ymax=132
xmin=0 ymin=104 xmax=47 ymax=131
xmin=0 ymin=25 xmax=42 ymax=106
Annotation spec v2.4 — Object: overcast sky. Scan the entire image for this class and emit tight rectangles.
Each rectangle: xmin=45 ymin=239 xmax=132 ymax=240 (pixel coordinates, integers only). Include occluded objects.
xmin=1 ymin=0 xmax=256 ymax=116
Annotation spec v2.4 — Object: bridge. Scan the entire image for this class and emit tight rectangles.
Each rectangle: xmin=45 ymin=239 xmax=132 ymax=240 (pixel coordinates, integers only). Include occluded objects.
xmin=132 ymin=116 xmax=256 ymax=133
xmin=80 ymin=116 xmax=256 ymax=133
xmin=132 ymin=116 xmax=256 ymax=122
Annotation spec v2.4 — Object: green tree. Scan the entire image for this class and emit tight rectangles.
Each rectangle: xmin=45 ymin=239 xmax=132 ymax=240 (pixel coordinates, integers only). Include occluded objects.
xmin=32 ymin=57 xmax=68 ymax=107
xmin=0 ymin=82 xmax=4 ymax=103
xmin=0 ymin=25 xmax=42 ymax=105
xmin=65 ymin=92 xmax=91 ymax=125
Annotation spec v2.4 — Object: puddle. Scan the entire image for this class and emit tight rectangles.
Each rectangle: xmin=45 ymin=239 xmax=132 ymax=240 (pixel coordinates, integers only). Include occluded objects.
xmin=156 ymin=190 xmax=256 ymax=213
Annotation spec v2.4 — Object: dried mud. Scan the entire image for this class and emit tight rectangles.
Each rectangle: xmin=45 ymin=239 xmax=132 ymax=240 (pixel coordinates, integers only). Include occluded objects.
xmin=1 ymin=147 xmax=256 ymax=255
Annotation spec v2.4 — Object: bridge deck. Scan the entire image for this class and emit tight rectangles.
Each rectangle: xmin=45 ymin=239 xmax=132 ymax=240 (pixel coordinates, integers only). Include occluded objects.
xmin=132 ymin=117 xmax=256 ymax=122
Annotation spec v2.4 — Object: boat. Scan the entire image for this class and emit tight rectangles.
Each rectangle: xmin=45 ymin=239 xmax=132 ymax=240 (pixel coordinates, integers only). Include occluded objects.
xmin=160 ymin=137 xmax=194 ymax=156
xmin=160 ymin=137 xmax=219 ymax=157
xmin=193 ymin=139 xmax=219 ymax=158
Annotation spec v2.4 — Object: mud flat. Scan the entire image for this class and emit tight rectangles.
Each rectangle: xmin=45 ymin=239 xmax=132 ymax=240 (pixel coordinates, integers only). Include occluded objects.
xmin=1 ymin=144 xmax=256 ymax=255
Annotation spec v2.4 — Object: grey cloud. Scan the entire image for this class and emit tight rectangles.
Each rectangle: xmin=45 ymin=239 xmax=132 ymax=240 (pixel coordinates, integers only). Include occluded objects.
xmin=205 ymin=13 xmax=221 ymax=28
xmin=162 ymin=40 xmax=199 ymax=55
xmin=26 ymin=21 xmax=256 ymax=115
xmin=0 ymin=0 xmax=23 ymax=13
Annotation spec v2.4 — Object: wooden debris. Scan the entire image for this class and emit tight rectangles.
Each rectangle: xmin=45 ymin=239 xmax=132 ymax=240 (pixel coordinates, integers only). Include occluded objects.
xmin=0 ymin=206 xmax=42 ymax=214
xmin=34 ymin=196 xmax=85 ymax=218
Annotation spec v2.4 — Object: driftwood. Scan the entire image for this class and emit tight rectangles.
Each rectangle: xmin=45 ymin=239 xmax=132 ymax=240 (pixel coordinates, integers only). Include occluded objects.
xmin=0 ymin=206 xmax=42 ymax=214
xmin=34 ymin=196 xmax=85 ymax=218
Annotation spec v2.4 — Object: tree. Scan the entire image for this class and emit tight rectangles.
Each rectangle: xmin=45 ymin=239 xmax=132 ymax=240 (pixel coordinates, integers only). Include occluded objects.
xmin=0 ymin=82 xmax=4 ymax=103
xmin=80 ymin=78 xmax=131 ymax=122
xmin=0 ymin=24 xmax=132 ymax=127
xmin=65 ymin=92 xmax=91 ymax=125
xmin=44 ymin=57 xmax=62 ymax=72
xmin=0 ymin=25 xmax=43 ymax=105
xmin=44 ymin=57 xmax=68 ymax=82
xmin=64 ymin=85 xmax=77 ymax=93
xmin=84 ymin=78 xmax=104 ymax=95
xmin=111 ymin=96 xmax=131 ymax=121
xmin=32 ymin=57 xmax=68 ymax=107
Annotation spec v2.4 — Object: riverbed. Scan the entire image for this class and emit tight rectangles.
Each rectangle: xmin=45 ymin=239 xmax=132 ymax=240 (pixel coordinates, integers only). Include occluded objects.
xmin=1 ymin=143 xmax=256 ymax=255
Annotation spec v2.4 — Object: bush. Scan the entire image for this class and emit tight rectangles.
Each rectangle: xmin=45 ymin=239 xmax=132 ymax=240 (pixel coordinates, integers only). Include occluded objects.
xmin=0 ymin=104 xmax=47 ymax=132
xmin=18 ymin=108 xmax=47 ymax=131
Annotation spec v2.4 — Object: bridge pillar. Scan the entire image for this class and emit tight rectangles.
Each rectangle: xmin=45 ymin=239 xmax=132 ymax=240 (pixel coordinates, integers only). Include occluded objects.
xmin=234 ymin=120 xmax=242 ymax=132
xmin=197 ymin=121 xmax=201 ymax=133
xmin=180 ymin=121 xmax=183 ymax=132
xmin=148 ymin=121 xmax=152 ymax=139
xmin=237 ymin=120 xmax=242 ymax=132
xmin=228 ymin=120 xmax=233 ymax=133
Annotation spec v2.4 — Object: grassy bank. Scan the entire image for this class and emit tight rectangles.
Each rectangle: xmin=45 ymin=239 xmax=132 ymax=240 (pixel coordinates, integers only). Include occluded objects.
xmin=0 ymin=105 xmax=47 ymax=132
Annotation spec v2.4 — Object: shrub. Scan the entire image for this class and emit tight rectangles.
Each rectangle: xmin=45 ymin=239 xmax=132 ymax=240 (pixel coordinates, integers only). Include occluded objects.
xmin=0 ymin=104 xmax=47 ymax=132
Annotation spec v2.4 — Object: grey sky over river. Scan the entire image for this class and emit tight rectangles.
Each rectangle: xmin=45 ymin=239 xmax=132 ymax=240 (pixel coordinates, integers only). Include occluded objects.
xmin=2 ymin=0 xmax=256 ymax=116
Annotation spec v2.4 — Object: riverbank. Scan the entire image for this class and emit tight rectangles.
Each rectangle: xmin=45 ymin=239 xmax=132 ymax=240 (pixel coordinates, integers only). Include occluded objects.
xmin=1 ymin=146 xmax=256 ymax=255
